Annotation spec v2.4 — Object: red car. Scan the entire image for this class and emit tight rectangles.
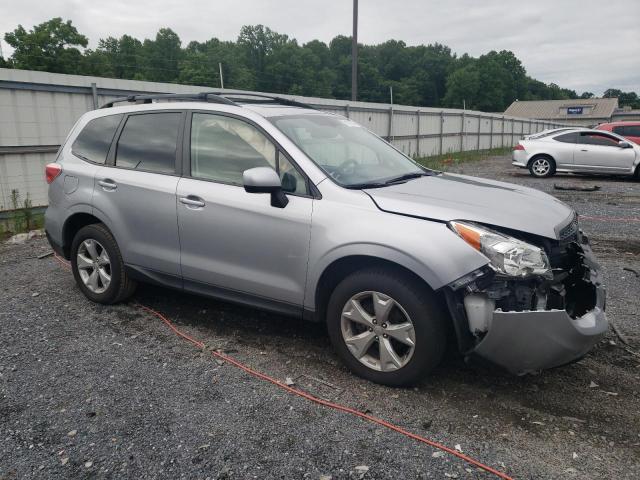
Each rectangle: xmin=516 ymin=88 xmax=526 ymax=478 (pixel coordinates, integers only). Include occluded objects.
xmin=597 ymin=121 xmax=640 ymax=145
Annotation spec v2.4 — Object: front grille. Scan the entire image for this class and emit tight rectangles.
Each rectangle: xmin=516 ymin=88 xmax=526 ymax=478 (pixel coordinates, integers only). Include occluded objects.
xmin=558 ymin=214 xmax=579 ymax=242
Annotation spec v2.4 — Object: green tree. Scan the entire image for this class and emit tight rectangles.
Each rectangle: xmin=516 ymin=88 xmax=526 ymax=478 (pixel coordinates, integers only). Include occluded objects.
xmin=140 ymin=28 xmax=182 ymax=83
xmin=238 ymin=25 xmax=289 ymax=91
xmin=4 ymin=18 xmax=87 ymax=73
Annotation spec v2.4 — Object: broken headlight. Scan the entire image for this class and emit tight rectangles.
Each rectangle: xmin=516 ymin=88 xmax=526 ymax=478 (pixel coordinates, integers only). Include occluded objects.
xmin=449 ymin=221 xmax=553 ymax=279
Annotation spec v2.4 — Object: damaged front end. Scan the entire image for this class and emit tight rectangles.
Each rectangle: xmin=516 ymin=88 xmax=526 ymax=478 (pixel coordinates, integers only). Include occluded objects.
xmin=445 ymin=217 xmax=607 ymax=375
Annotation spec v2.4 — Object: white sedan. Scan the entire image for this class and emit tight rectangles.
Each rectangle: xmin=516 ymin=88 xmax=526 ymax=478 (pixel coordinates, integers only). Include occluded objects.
xmin=513 ymin=128 xmax=640 ymax=178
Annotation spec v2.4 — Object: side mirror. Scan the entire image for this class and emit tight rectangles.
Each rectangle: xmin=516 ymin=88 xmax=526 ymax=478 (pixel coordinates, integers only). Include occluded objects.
xmin=243 ymin=167 xmax=289 ymax=208
xmin=618 ymin=141 xmax=632 ymax=149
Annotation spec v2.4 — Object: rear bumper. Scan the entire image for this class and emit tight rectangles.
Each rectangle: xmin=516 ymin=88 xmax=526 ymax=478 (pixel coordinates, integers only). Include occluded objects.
xmin=512 ymin=150 xmax=528 ymax=168
xmin=46 ymin=230 xmax=66 ymax=259
xmin=469 ymin=241 xmax=607 ymax=374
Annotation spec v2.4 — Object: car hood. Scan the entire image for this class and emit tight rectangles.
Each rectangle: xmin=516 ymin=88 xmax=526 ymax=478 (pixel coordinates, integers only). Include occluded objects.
xmin=365 ymin=173 xmax=573 ymax=239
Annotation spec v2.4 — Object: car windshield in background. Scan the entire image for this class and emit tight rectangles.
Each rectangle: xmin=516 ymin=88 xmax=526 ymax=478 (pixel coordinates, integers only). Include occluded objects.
xmin=270 ymin=114 xmax=430 ymax=188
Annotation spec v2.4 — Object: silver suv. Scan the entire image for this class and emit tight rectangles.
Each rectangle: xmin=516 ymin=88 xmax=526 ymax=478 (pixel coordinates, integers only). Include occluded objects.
xmin=45 ymin=93 xmax=607 ymax=386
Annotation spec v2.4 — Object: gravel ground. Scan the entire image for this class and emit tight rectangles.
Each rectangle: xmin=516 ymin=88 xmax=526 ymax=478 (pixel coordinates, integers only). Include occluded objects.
xmin=1 ymin=155 xmax=639 ymax=480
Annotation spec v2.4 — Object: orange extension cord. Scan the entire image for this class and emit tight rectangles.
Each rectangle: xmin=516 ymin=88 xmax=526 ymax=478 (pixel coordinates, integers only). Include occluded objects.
xmin=53 ymin=254 xmax=514 ymax=480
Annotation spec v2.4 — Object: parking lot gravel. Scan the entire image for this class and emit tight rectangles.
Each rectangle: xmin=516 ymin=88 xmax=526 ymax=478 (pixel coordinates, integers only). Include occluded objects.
xmin=1 ymin=154 xmax=639 ymax=479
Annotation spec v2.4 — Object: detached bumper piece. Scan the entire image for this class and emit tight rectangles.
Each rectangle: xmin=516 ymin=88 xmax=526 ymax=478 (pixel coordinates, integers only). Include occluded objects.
xmin=452 ymin=235 xmax=607 ymax=375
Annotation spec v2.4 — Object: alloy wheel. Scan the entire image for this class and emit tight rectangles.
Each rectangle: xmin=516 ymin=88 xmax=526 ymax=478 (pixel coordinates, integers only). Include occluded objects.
xmin=76 ymin=239 xmax=111 ymax=294
xmin=531 ymin=158 xmax=551 ymax=176
xmin=340 ymin=291 xmax=416 ymax=372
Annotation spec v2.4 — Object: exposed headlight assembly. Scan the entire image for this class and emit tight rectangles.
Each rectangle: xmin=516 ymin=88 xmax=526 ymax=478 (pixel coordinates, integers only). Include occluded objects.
xmin=449 ymin=221 xmax=553 ymax=279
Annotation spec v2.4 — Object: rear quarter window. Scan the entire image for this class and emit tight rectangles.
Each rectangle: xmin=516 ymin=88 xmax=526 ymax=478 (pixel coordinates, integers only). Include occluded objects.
xmin=553 ymin=132 xmax=578 ymax=143
xmin=71 ymin=114 xmax=123 ymax=163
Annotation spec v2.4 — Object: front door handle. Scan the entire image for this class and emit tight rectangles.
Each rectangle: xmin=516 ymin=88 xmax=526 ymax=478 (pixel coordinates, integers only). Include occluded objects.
xmin=179 ymin=196 xmax=205 ymax=208
xmin=98 ymin=179 xmax=117 ymax=191
xmin=580 ymin=149 xmax=589 ymax=152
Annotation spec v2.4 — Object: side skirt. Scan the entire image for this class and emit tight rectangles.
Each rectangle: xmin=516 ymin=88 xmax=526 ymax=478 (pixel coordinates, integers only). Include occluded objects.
xmin=125 ymin=264 xmax=308 ymax=320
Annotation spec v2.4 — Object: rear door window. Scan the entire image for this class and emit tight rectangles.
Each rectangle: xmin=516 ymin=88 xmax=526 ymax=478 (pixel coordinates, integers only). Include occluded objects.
xmin=612 ymin=126 xmax=626 ymax=136
xmin=115 ymin=113 xmax=181 ymax=174
xmin=72 ymin=114 xmax=123 ymax=163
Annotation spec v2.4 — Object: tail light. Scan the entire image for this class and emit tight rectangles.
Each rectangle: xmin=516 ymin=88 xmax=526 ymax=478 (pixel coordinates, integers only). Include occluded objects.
xmin=513 ymin=144 xmax=525 ymax=151
xmin=45 ymin=163 xmax=62 ymax=184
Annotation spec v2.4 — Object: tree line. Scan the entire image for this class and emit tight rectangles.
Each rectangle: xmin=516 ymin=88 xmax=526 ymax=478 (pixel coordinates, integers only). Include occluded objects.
xmin=2 ymin=18 xmax=639 ymax=111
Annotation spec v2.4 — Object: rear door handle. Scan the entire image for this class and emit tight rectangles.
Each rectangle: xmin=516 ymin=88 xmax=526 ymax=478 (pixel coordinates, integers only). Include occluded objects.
xmin=179 ymin=196 xmax=205 ymax=208
xmin=98 ymin=179 xmax=117 ymax=190
xmin=580 ymin=149 xmax=589 ymax=152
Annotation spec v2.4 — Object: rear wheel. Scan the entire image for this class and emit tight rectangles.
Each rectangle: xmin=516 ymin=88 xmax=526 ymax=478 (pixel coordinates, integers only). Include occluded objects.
xmin=528 ymin=156 xmax=555 ymax=178
xmin=326 ymin=269 xmax=447 ymax=386
xmin=70 ymin=223 xmax=137 ymax=304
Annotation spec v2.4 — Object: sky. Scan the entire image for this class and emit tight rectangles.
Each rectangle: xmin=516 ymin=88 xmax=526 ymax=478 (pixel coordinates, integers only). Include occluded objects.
xmin=1 ymin=0 xmax=639 ymax=95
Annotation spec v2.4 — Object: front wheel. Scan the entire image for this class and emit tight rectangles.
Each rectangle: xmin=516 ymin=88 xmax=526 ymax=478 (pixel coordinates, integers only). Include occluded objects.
xmin=528 ymin=156 xmax=555 ymax=178
xmin=326 ymin=269 xmax=447 ymax=386
xmin=70 ymin=223 xmax=137 ymax=304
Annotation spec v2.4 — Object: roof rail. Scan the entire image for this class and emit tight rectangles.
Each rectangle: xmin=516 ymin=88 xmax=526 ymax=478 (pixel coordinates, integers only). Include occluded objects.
xmin=100 ymin=92 xmax=238 ymax=109
xmin=208 ymin=92 xmax=316 ymax=110
xmin=100 ymin=91 xmax=316 ymax=110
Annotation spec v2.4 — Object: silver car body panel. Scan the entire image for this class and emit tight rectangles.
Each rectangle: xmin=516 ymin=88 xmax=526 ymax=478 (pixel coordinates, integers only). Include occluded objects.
xmin=512 ymin=128 xmax=640 ymax=175
xmin=176 ymin=177 xmax=313 ymax=306
xmin=363 ymin=173 xmax=573 ymax=239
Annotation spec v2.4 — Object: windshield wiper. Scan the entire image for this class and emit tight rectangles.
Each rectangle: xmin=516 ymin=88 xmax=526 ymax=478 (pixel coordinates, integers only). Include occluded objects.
xmin=343 ymin=181 xmax=388 ymax=189
xmin=383 ymin=171 xmax=431 ymax=184
xmin=344 ymin=171 xmax=435 ymax=190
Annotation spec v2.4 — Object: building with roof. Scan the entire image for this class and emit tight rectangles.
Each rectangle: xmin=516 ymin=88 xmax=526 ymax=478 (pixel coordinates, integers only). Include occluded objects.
xmin=504 ymin=98 xmax=619 ymax=126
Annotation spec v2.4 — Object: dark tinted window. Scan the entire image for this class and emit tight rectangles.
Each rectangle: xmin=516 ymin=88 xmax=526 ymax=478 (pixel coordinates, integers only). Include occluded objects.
xmin=612 ymin=126 xmax=626 ymax=135
xmin=624 ymin=125 xmax=640 ymax=137
xmin=116 ymin=113 xmax=181 ymax=173
xmin=579 ymin=132 xmax=619 ymax=147
xmin=72 ymin=114 xmax=122 ymax=163
xmin=553 ymin=132 xmax=578 ymax=144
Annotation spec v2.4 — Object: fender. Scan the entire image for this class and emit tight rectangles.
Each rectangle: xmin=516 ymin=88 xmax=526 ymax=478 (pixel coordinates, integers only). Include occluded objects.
xmin=304 ymin=240 xmax=488 ymax=311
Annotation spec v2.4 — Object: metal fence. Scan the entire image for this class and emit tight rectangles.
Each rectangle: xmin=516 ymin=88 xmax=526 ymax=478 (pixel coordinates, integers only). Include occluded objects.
xmin=0 ymin=68 xmax=568 ymax=211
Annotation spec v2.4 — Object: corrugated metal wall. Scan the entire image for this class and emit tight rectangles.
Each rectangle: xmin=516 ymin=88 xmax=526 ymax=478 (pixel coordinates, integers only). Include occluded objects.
xmin=0 ymin=68 xmax=567 ymax=211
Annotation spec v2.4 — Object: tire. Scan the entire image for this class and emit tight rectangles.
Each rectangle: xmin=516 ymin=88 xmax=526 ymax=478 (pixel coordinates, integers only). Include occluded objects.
xmin=528 ymin=155 xmax=556 ymax=178
xmin=326 ymin=268 xmax=447 ymax=386
xmin=70 ymin=223 xmax=137 ymax=304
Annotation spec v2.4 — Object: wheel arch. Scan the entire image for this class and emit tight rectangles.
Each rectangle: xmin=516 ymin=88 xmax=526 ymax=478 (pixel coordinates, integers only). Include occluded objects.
xmin=311 ymin=254 xmax=443 ymax=325
xmin=527 ymin=152 xmax=556 ymax=168
xmin=61 ymin=209 xmax=111 ymax=258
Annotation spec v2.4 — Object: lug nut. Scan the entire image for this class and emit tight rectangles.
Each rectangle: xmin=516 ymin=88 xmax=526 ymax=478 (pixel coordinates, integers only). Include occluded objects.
xmin=375 ymin=335 xmax=379 ymax=340
xmin=381 ymin=323 xmax=387 ymax=328
xmin=372 ymin=319 xmax=377 ymax=324
xmin=368 ymin=327 xmax=373 ymax=332
xmin=383 ymin=334 xmax=388 ymax=338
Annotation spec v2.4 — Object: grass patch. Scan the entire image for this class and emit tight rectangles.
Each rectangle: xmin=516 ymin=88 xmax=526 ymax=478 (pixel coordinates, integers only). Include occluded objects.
xmin=0 ymin=188 xmax=44 ymax=240
xmin=415 ymin=146 xmax=512 ymax=171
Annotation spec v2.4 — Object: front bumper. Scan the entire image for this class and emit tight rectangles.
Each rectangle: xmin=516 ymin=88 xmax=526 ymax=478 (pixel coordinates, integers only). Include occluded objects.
xmin=468 ymin=241 xmax=608 ymax=374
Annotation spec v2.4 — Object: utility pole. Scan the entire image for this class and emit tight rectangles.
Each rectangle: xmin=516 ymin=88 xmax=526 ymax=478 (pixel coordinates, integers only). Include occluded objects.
xmin=218 ymin=62 xmax=224 ymax=89
xmin=351 ymin=0 xmax=358 ymax=101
